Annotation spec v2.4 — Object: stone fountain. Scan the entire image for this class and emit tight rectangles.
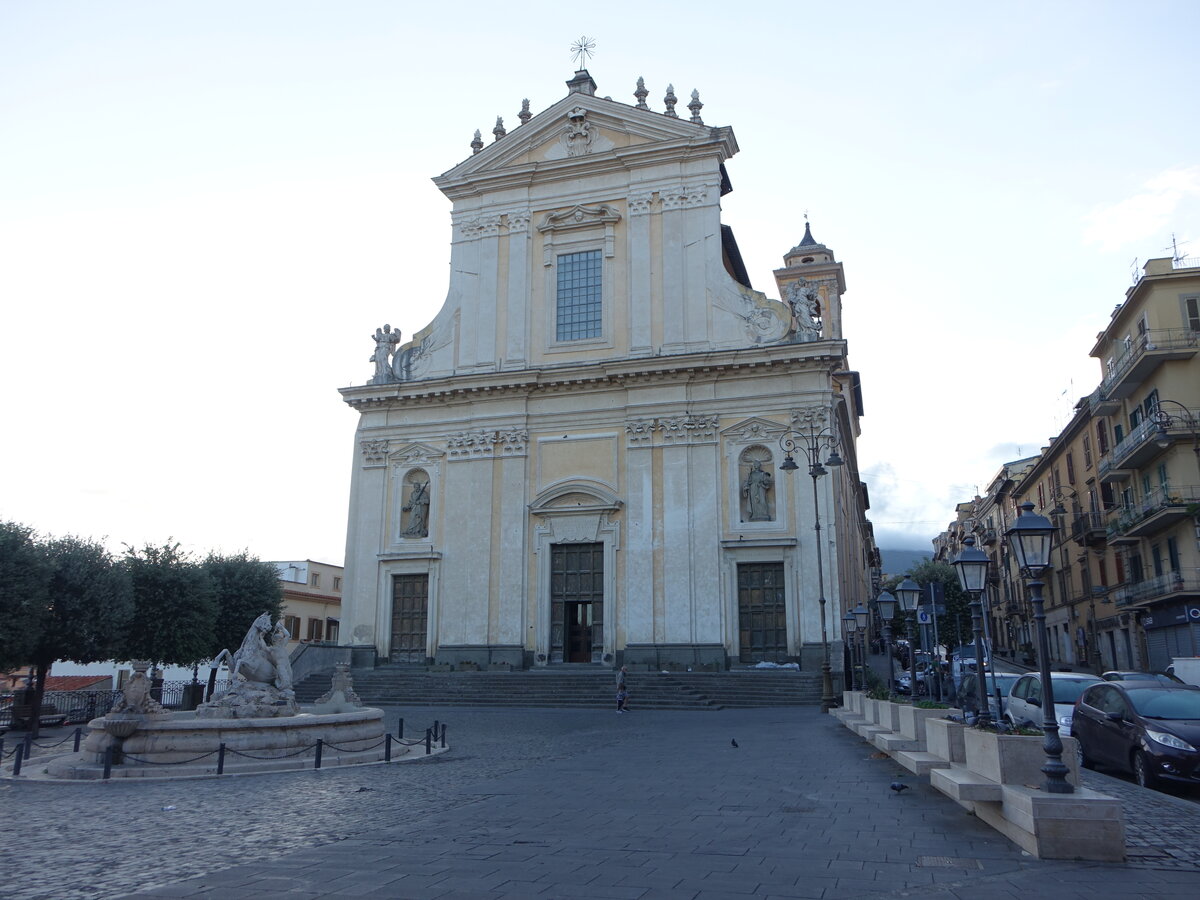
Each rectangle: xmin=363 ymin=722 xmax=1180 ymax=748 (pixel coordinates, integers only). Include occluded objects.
xmin=45 ymin=615 xmax=396 ymax=780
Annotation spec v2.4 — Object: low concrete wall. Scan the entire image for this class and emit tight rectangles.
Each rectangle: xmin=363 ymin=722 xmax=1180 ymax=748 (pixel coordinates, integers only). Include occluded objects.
xmin=290 ymin=643 xmax=353 ymax=686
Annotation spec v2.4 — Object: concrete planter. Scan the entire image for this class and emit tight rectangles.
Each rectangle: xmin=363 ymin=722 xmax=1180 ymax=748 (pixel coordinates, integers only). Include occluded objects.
xmin=862 ymin=698 xmax=879 ymax=724
xmin=876 ymin=700 xmax=904 ymax=732
xmin=899 ymin=705 xmax=958 ymax=748
xmin=925 ymin=716 xmax=967 ymax=764
xmin=963 ymin=728 xmax=1080 ymax=788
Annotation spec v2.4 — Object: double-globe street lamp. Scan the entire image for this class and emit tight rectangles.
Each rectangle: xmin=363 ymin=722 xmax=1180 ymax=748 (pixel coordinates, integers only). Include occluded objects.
xmin=894 ymin=576 xmax=921 ymax=696
xmin=841 ymin=610 xmax=859 ymax=690
xmin=952 ymin=534 xmax=992 ymax=728
xmin=1005 ymin=501 xmax=1073 ymax=794
xmin=874 ymin=591 xmax=898 ymax=695
xmin=853 ymin=603 xmax=870 ymax=690
xmin=779 ymin=422 xmax=844 ymax=713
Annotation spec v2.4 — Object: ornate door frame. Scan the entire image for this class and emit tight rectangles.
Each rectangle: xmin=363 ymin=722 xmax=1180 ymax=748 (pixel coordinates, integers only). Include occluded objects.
xmin=530 ymin=480 xmax=622 ymax=666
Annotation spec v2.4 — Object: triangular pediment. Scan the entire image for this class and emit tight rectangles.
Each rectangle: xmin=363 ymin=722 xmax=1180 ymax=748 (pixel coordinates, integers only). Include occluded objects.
xmin=436 ymin=92 xmax=735 ymax=189
xmin=387 ymin=442 xmax=444 ymax=466
xmin=721 ymin=417 xmax=789 ymax=444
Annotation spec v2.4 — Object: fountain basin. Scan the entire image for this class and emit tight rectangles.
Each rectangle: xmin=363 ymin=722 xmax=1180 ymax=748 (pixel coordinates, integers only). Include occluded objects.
xmin=44 ymin=707 xmax=399 ymax=780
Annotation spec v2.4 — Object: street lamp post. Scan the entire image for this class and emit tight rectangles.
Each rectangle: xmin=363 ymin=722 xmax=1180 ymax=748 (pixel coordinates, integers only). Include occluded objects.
xmin=853 ymin=603 xmax=870 ymax=692
xmin=874 ymin=591 xmax=897 ymax=696
xmin=895 ymin=576 xmax=921 ymax=697
xmin=1006 ymin=501 xmax=1073 ymax=794
xmin=842 ymin=610 xmax=859 ymax=690
xmin=1151 ymin=399 xmax=1200 ymax=481
xmin=779 ymin=423 xmax=844 ymax=713
xmin=952 ymin=535 xmax=992 ymax=727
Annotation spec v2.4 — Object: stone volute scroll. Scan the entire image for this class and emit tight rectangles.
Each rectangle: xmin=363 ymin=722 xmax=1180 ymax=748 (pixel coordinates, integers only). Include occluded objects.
xmin=401 ymin=469 xmax=431 ymax=538
xmin=739 ymin=445 xmax=776 ymax=522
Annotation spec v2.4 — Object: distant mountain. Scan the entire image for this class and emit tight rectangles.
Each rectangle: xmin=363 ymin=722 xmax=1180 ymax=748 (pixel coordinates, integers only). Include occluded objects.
xmin=880 ymin=548 xmax=933 ymax=577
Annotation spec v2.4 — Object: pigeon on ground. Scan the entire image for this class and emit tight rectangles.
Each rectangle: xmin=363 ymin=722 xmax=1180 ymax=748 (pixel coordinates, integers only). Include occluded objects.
xmin=731 ymin=739 xmax=739 ymax=748
xmin=890 ymin=781 xmax=910 ymax=795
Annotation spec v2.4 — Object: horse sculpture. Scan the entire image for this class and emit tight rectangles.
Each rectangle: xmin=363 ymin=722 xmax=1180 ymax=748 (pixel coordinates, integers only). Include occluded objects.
xmin=198 ymin=612 xmax=298 ymax=719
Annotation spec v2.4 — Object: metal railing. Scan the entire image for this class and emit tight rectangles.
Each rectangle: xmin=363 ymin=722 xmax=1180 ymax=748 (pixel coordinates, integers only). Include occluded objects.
xmin=1100 ymin=328 xmax=1199 ymax=397
xmin=0 ymin=682 xmax=232 ymax=727
xmin=1108 ymin=484 xmax=1200 ymax=536
xmin=1113 ymin=571 xmax=1200 ymax=607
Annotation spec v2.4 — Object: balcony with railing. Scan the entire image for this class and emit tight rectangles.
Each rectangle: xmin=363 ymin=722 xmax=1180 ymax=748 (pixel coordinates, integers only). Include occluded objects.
xmin=1107 ymin=484 xmax=1200 ymax=539
xmin=1112 ymin=570 xmax=1200 ymax=608
xmin=1070 ymin=511 xmax=1108 ymax=548
xmin=1099 ymin=328 xmax=1199 ymax=401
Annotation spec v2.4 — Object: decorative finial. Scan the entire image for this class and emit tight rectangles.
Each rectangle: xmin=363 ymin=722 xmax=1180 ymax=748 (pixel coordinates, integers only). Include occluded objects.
xmin=518 ymin=98 xmax=531 ymax=126
xmin=634 ymin=76 xmax=649 ymax=110
xmin=688 ymin=89 xmax=703 ymax=124
xmin=470 ymin=129 xmax=484 ymax=154
xmin=493 ymin=116 xmax=506 ymax=141
xmin=663 ymin=84 xmax=678 ymax=118
xmin=570 ymin=35 xmax=596 ymax=69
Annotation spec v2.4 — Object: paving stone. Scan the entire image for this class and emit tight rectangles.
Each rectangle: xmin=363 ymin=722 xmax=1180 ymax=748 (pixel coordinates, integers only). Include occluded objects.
xmin=7 ymin=704 xmax=1200 ymax=899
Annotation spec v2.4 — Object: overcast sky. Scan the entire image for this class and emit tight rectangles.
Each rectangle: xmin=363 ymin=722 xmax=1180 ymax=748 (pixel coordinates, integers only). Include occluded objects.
xmin=2 ymin=1 xmax=1197 ymax=564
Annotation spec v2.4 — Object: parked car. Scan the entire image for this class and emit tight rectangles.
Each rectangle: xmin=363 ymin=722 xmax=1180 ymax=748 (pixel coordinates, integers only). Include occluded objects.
xmin=971 ymin=672 xmax=1022 ymax=720
xmin=1072 ymin=681 xmax=1200 ymax=789
xmin=1101 ymin=671 xmax=1183 ymax=686
xmin=1005 ymin=672 xmax=1103 ymax=732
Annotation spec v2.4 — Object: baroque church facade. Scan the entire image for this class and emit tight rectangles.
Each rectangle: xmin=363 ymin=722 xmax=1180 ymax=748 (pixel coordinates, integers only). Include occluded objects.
xmin=339 ymin=69 xmax=877 ymax=672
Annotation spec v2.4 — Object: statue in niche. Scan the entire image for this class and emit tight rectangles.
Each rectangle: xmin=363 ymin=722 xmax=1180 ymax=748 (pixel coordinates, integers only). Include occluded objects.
xmin=784 ymin=280 xmax=822 ymax=342
xmin=402 ymin=480 xmax=430 ymax=538
xmin=369 ymin=324 xmax=401 ymax=384
xmin=741 ymin=459 xmax=775 ymax=522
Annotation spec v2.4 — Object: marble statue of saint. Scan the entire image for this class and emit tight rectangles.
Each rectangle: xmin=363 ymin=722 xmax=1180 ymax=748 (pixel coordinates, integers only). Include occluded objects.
xmin=402 ymin=481 xmax=430 ymax=537
xmin=741 ymin=460 xmax=774 ymax=521
xmin=369 ymin=324 xmax=401 ymax=384
xmin=784 ymin=281 xmax=822 ymax=342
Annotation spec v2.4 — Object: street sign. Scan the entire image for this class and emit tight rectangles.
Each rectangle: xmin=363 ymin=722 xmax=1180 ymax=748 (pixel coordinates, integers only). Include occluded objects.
xmin=917 ymin=609 xmax=932 ymax=625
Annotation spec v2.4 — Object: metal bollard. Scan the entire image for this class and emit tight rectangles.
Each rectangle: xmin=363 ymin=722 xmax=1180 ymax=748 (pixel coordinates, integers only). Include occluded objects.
xmin=425 ymin=728 xmax=431 ymax=755
xmin=315 ymin=739 xmax=323 ymax=769
xmin=24 ymin=733 xmax=33 ymax=760
xmin=441 ymin=723 xmax=447 ymax=748
xmin=397 ymin=717 xmax=404 ymax=740
xmin=0 ymin=738 xmax=5 ymax=763
xmin=385 ymin=733 xmax=392 ymax=762
xmin=73 ymin=727 xmax=82 ymax=753
xmin=12 ymin=747 xmax=23 ymax=777
xmin=103 ymin=746 xmax=113 ymax=780
xmin=217 ymin=743 xmax=226 ymax=776
xmin=433 ymin=719 xmax=439 ymax=743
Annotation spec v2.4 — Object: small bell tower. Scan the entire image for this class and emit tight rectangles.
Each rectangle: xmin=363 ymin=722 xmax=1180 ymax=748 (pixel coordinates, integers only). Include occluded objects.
xmin=773 ymin=222 xmax=847 ymax=341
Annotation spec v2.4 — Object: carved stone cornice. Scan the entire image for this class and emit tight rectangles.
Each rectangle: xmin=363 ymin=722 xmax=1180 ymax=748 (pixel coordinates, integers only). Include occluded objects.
xmin=627 ymin=191 xmax=656 ymax=217
xmin=660 ymin=183 xmax=711 ymax=211
xmin=341 ymin=341 xmax=849 ymax=411
xmin=790 ymin=407 xmax=830 ymax=431
xmin=625 ymin=414 xmax=720 ymax=447
xmin=361 ymin=439 xmax=389 ymax=466
xmin=447 ymin=428 xmax=529 ymax=460
xmin=504 ymin=208 xmax=532 ymax=233
xmin=457 ymin=214 xmax=504 ymax=239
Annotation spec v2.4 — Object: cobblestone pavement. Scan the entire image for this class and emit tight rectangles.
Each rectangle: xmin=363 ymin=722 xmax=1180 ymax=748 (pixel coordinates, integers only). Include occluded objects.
xmin=4 ymin=706 xmax=1200 ymax=899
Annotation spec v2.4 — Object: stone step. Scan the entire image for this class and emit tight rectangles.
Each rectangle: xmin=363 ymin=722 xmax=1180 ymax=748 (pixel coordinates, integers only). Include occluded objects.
xmin=295 ymin=668 xmax=824 ymax=709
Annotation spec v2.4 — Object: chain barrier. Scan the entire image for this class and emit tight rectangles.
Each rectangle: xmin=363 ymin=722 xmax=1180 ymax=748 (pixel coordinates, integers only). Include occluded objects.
xmin=120 ymin=749 xmax=220 ymax=766
xmin=7 ymin=719 xmax=447 ymax=778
